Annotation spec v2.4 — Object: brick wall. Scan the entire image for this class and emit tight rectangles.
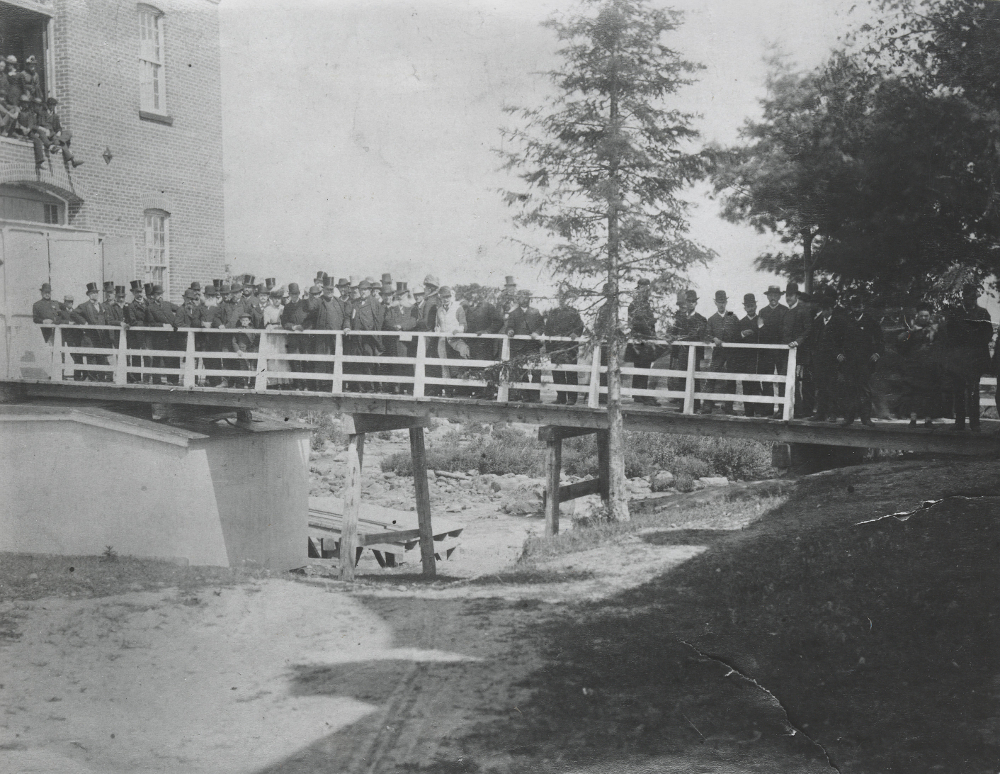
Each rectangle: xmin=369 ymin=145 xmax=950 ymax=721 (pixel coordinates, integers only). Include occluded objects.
xmin=49 ymin=0 xmax=225 ymax=300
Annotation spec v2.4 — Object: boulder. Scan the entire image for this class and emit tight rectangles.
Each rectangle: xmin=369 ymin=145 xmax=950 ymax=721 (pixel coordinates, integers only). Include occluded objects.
xmin=699 ymin=476 xmax=729 ymax=488
xmin=501 ymin=484 xmax=545 ymax=515
xmin=649 ymin=470 xmax=675 ymax=492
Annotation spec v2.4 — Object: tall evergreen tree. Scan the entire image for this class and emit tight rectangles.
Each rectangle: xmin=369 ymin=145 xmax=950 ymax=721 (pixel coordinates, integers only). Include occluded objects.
xmin=498 ymin=0 xmax=712 ymax=521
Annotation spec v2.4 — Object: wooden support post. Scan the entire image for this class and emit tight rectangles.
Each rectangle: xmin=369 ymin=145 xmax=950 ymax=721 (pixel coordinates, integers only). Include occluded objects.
xmin=183 ymin=330 xmax=197 ymax=388
xmin=113 ymin=326 xmax=129 ymax=385
xmin=496 ymin=335 xmax=510 ymax=402
xmin=545 ymin=436 xmax=562 ymax=536
xmin=339 ymin=432 xmax=364 ymax=581
xmin=588 ymin=343 xmax=602 ymax=408
xmin=596 ymin=428 xmax=610 ymax=503
xmin=409 ymin=425 xmax=437 ymax=578
xmin=783 ymin=346 xmax=797 ymax=421
xmin=683 ymin=343 xmax=697 ymax=414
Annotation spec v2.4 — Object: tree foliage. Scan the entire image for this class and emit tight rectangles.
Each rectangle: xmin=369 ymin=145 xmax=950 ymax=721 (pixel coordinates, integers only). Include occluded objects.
xmin=498 ymin=0 xmax=714 ymax=294
xmin=713 ymin=0 xmax=1000 ymax=301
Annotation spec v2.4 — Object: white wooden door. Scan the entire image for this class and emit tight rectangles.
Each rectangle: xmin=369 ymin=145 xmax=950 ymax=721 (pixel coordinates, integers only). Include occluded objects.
xmin=2 ymin=227 xmax=52 ymax=379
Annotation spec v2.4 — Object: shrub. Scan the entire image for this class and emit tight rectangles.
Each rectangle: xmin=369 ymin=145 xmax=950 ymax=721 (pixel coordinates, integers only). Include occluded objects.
xmin=380 ymin=425 xmax=544 ymax=476
xmin=671 ymin=454 xmax=710 ymax=480
xmin=674 ymin=472 xmax=696 ymax=493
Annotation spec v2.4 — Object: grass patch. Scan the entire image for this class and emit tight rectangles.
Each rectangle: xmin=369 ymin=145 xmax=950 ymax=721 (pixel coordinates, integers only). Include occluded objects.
xmin=380 ymin=424 xmax=773 ymax=481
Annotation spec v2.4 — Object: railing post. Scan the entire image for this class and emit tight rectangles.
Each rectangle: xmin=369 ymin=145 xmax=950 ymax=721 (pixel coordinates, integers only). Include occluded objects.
xmin=683 ymin=343 xmax=697 ymax=414
xmin=182 ymin=330 xmax=197 ymax=387
xmin=114 ymin=326 xmax=129 ymax=385
xmin=332 ymin=333 xmax=344 ymax=394
xmin=253 ymin=330 xmax=269 ymax=393
xmin=413 ymin=333 xmax=426 ymax=398
xmin=496 ymin=335 xmax=510 ymax=403
xmin=783 ymin=345 xmax=797 ymax=421
xmin=55 ymin=326 xmax=64 ymax=381
xmin=587 ymin=341 xmax=602 ymax=409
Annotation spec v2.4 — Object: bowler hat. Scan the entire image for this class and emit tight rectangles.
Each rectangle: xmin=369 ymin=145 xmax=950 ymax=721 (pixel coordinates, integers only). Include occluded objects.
xmin=130 ymin=280 xmax=143 ymax=292
xmin=358 ymin=279 xmax=372 ymax=290
xmin=204 ymin=285 xmax=218 ymax=297
xmin=46 ymin=97 xmax=57 ymax=106
xmin=336 ymin=277 xmax=350 ymax=288
xmin=287 ymin=282 xmax=300 ymax=295
xmin=309 ymin=285 xmax=322 ymax=296
xmin=230 ymin=282 xmax=243 ymax=292
xmin=743 ymin=293 xmax=756 ymax=305
xmin=684 ymin=289 xmax=698 ymax=303
xmin=714 ymin=290 xmax=727 ymax=302
xmin=151 ymin=284 xmax=164 ymax=295
xmin=962 ymin=282 xmax=979 ymax=296
xmin=637 ymin=278 xmax=651 ymax=287
xmin=86 ymin=282 xmax=99 ymax=294
xmin=190 ymin=281 xmax=201 ymax=291
xmin=220 ymin=284 xmax=232 ymax=294
xmin=785 ymin=281 xmax=800 ymax=295
xmin=183 ymin=289 xmax=197 ymax=300
xmin=40 ymin=282 xmax=51 ymax=293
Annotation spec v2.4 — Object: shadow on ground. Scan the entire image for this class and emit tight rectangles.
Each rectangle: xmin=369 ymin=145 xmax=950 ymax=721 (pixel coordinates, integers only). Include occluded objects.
xmin=255 ymin=460 xmax=1000 ymax=774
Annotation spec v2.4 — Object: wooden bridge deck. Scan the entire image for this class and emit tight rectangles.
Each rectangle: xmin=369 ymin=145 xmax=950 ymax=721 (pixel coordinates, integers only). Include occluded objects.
xmin=8 ymin=379 xmax=1000 ymax=456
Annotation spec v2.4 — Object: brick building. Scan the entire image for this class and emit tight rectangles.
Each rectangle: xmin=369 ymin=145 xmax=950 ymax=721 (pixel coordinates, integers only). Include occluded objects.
xmin=0 ymin=0 xmax=224 ymax=377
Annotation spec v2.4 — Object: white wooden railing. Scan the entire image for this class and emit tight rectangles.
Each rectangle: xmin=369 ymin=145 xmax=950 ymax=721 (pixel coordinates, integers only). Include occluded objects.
xmin=24 ymin=325 xmax=799 ymax=418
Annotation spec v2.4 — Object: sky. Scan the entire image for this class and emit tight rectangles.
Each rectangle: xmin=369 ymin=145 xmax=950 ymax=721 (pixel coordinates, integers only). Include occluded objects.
xmin=218 ymin=0 xmax=862 ymax=303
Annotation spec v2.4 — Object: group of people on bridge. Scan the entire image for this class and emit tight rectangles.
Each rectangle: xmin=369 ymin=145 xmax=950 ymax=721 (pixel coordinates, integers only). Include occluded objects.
xmin=31 ymin=273 xmax=997 ymax=430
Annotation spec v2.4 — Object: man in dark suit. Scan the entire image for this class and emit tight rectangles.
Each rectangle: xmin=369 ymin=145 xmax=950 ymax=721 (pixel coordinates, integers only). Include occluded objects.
xmin=124 ymin=280 xmax=147 ymax=383
xmin=144 ymin=284 xmax=176 ymax=384
xmin=943 ymin=282 xmax=993 ymax=431
xmin=545 ymin=285 xmax=586 ymax=405
xmin=667 ymin=289 xmax=706 ymax=411
xmin=807 ymin=289 xmax=850 ymax=422
xmin=32 ymin=282 xmax=60 ymax=343
xmin=71 ymin=282 xmax=110 ymax=381
xmin=281 ymin=282 xmax=313 ymax=390
xmin=702 ymin=290 xmax=739 ymax=414
xmin=758 ymin=284 xmax=788 ymax=418
xmin=506 ymin=289 xmax=545 ymax=401
xmin=733 ymin=293 xmax=765 ymax=417
xmin=841 ymin=296 xmax=884 ymax=426
xmin=782 ymin=282 xmax=813 ymax=417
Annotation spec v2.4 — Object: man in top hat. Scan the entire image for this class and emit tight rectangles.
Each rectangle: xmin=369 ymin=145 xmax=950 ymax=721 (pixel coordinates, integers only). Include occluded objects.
xmin=71 ymin=282 xmax=110 ymax=380
xmin=348 ymin=278 xmax=385 ymax=392
xmin=313 ymin=275 xmax=346 ymax=380
xmin=840 ymin=295 xmax=884 ymax=426
xmin=807 ymin=288 xmax=849 ymax=422
xmin=758 ymin=284 xmax=789 ymax=418
xmin=280 ymin=282 xmax=315 ymax=390
xmin=499 ymin=275 xmax=518 ymax=317
xmin=105 ymin=284 xmax=126 ymax=328
xmin=544 ymin=285 xmax=586 ymax=405
xmin=668 ymin=290 xmax=707 ymax=411
xmin=124 ymin=280 xmax=148 ymax=382
xmin=505 ymin=289 xmax=545 ymax=402
xmin=102 ymin=280 xmax=116 ymax=307
xmin=33 ymin=282 xmax=60 ymax=343
xmin=380 ymin=273 xmax=394 ymax=304
xmin=144 ymin=284 xmax=178 ymax=384
xmin=943 ymin=282 xmax=993 ymax=431
xmin=733 ymin=293 xmax=765 ymax=417
xmin=781 ymin=281 xmax=814 ymax=417
xmin=701 ymin=290 xmax=740 ymax=414
xmin=627 ymin=279 xmax=659 ymax=405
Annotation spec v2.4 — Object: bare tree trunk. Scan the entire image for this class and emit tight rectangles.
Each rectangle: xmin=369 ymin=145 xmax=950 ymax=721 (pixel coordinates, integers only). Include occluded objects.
xmin=605 ymin=62 xmax=630 ymax=523
xmin=802 ymin=230 xmax=815 ymax=295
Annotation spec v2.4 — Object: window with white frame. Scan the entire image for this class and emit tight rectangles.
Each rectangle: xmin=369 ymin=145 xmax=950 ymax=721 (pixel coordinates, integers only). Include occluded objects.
xmin=138 ymin=5 xmax=166 ymax=115
xmin=144 ymin=209 xmax=169 ymax=289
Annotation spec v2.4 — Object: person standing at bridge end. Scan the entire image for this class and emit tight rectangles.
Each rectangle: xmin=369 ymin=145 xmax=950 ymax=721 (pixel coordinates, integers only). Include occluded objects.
xmin=943 ymin=282 xmax=992 ymax=432
xmin=702 ymin=290 xmax=739 ymax=415
xmin=32 ymin=282 xmax=60 ymax=344
xmin=759 ymin=285 xmax=789 ymax=419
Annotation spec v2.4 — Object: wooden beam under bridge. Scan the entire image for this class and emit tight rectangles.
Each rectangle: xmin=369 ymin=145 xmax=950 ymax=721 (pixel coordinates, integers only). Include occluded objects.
xmin=13 ymin=381 xmax=1000 ymax=456
xmin=538 ymin=425 xmax=610 ymax=537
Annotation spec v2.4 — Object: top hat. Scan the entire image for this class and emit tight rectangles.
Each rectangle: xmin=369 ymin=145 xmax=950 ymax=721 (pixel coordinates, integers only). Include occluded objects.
xmin=504 ymin=276 xmax=516 ymax=287
xmin=743 ymin=293 xmax=756 ymax=305
xmin=315 ymin=271 xmax=326 ymax=282
xmin=381 ymin=272 xmax=393 ymax=287
xmin=255 ymin=282 xmax=266 ymax=293
xmin=40 ymin=282 xmax=51 ymax=293
xmin=322 ymin=274 xmax=334 ymax=288
xmin=287 ymin=282 xmax=301 ymax=295
xmin=103 ymin=280 xmax=115 ymax=291
xmin=115 ymin=285 xmax=126 ymax=296
xmin=212 ymin=278 xmax=223 ymax=290
xmin=714 ymin=290 xmax=727 ymax=302
xmin=265 ymin=277 xmax=276 ymax=290
xmin=785 ymin=281 xmax=800 ymax=295
xmin=394 ymin=281 xmax=408 ymax=296
xmin=243 ymin=274 xmax=255 ymax=286
xmin=765 ymin=285 xmax=782 ymax=296
xmin=130 ymin=279 xmax=143 ymax=292
xmin=86 ymin=281 xmax=99 ymax=294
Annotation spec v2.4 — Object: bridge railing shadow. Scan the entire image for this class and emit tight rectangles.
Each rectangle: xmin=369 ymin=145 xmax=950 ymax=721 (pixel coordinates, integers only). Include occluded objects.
xmin=18 ymin=325 xmax=804 ymax=417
